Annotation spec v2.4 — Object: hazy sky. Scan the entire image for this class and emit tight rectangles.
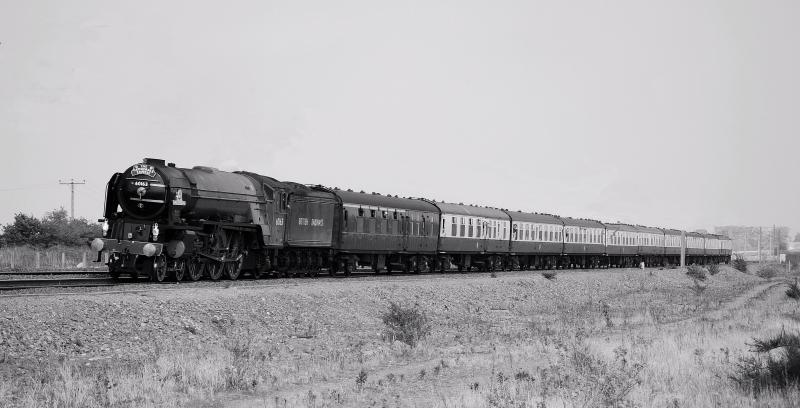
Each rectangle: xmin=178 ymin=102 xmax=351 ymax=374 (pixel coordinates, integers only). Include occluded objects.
xmin=1 ymin=0 xmax=798 ymax=234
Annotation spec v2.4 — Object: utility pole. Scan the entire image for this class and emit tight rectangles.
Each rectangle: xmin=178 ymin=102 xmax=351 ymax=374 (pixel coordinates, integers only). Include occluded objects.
xmin=758 ymin=227 xmax=762 ymax=264
xmin=58 ymin=178 xmax=86 ymax=219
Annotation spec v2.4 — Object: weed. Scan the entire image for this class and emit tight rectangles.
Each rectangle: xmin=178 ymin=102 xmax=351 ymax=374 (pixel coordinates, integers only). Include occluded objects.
xmin=601 ymin=302 xmax=613 ymax=328
xmin=731 ymin=329 xmax=800 ymax=393
xmin=686 ymin=265 xmax=707 ymax=282
xmin=707 ymin=263 xmax=720 ymax=275
xmin=689 ymin=279 xmax=707 ymax=297
xmin=757 ymin=264 xmax=779 ymax=279
xmin=224 ymin=336 xmax=261 ymax=391
xmin=542 ymin=271 xmax=557 ymax=280
xmin=733 ymin=255 xmax=748 ymax=273
xmin=514 ymin=370 xmax=533 ymax=382
xmin=418 ymin=369 xmax=426 ymax=379
xmin=490 ymin=271 xmax=497 ymax=278
xmin=355 ymin=369 xmax=368 ymax=388
xmin=787 ymin=279 xmax=800 ymax=301
xmin=381 ymin=301 xmax=431 ymax=347
xmin=532 ymin=343 xmax=643 ymax=407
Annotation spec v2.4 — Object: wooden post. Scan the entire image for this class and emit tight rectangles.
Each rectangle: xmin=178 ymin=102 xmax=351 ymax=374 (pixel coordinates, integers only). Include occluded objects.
xmin=82 ymin=252 xmax=87 ymax=270
xmin=61 ymin=252 xmax=66 ymax=269
xmin=9 ymin=251 xmax=13 ymax=270
xmin=36 ymin=251 xmax=41 ymax=269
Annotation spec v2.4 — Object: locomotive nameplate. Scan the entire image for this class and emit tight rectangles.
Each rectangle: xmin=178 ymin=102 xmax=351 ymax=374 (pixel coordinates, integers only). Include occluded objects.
xmin=130 ymin=164 xmax=157 ymax=178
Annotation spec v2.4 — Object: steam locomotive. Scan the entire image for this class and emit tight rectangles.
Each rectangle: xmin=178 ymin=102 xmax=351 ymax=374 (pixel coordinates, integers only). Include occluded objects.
xmin=89 ymin=158 xmax=732 ymax=282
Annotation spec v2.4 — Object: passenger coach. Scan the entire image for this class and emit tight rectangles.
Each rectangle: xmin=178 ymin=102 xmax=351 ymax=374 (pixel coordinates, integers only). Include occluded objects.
xmin=506 ymin=211 xmax=563 ymax=270
xmin=433 ymin=202 xmax=510 ymax=271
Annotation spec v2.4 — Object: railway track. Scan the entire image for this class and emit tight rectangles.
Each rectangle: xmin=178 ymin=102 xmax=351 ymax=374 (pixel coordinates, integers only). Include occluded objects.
xmin=0 ymin=265 xmax=662 ymax=293
xmin=0 ymin=270 xmax=108 ymax=276
xmin=0 ymin=277 xmax=120 ymax=291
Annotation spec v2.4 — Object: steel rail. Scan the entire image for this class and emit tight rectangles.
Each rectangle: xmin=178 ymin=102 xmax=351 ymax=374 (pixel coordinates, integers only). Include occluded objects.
xmin=0 ymin=277 xmax=119 ymax=291
xmin=0 ymin=270 xmax=108 ymax=276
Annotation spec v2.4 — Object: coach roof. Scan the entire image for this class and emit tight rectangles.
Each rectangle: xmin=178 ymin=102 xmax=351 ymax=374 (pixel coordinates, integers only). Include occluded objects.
xmin=334 ymin=190 xmax=438 ymax=212
xmin=605 ymin=223 xmax=641 ymax=232
xmin=561 ymin=217 xmax=605 ymax=228
xmin=506 ymin=210 xmax=563 ymax=225
xmin=434 ymin=201 xmax=510 ymax=219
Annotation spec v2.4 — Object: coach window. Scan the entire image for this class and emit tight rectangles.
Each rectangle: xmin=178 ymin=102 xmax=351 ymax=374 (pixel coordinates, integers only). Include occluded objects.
xmin=451 ymin=217 xmax=457 ymax=237
xmin=460 ymin=217 xmax=466 ymax=237
xmin=441 ymin=218 xmax=446 ymax=236
xmin=382 ymin=210 xmax=388 ymax=219
xmin=468 ymin=218 xmax=474 ymax=238
xmin=512 ymin=224 xmax=518 ymax=240
xmin=477 ymin=220 xmax=482 ymax=238
xmin=358 ymin=207 xmax=364 ymax=217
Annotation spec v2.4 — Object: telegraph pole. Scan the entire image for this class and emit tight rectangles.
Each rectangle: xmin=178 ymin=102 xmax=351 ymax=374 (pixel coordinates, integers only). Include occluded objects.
xmin=58 ymin=178 xmax=85 ymax=219
xmin=758 ymin=227 xmax=762 ymax=264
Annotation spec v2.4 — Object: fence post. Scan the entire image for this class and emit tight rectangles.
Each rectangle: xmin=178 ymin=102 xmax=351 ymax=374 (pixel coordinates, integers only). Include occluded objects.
xmin=82 ymin=252 xmax=87 ymax=270
xmin=61 ymin=252 xmax=66 ymax=269
xmin=9 ymin=251 xmax=13 ymax=270
xmin=36 ymin=251 xmax=41 ymax=269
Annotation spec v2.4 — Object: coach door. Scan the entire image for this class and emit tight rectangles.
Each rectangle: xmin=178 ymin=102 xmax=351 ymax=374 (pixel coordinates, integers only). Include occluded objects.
xmin=401 ymin=213 xmax=411 ymax=251
xmin=481 ymin=219 xmax=489 ymax=252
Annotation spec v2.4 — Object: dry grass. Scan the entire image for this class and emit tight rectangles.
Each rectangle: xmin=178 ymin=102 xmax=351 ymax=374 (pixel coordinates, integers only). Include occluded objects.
xmin=3 ymin=266 xmax=800 ymax=407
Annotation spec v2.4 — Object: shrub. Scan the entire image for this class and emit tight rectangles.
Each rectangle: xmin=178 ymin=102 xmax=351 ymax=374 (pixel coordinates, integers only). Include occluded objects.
xmin=731 ymin=330 xmax=800 ymax=393
xmin=733 ymin=255 xmax=748 ymax=273
xmin=381 ymin=302 xmax=431 ymax=347
xmin=787 ymin=279 xmax=800 ymax=301
xmin=542 ymin=271 xmax=557 ymax=280
xmin=756 ymin=264 xmax=779 ymax=279
xmin=355 ymin=369 xmax=367 ymax=388
xmin=707 ymin=264 xmax=720 ymax=275
xmin=686 ymin=265 xmax=707 ymax=281
xmin=689 ymin=279 xmax=707 ymax=297
xmin=542 ymin=343 xmax=644 ymax=406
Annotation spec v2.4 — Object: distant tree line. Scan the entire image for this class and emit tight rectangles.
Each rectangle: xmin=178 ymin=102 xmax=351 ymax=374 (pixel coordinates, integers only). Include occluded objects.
xmin=0 ymin=208 xmax=100 ymax=248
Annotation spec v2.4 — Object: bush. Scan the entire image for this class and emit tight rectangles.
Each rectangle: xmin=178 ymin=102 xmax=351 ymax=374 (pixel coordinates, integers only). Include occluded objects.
xmin=545 ymin=343 xmax=643 ymax=406
xmin=756 ymin=264 xmax=779 ymax=279
xmin=731 ymin=330 xmax=800 ymax=394
xmin=0 ymin=209 xmax=100 ymax=248
xmin=381 ymin=302 xmax=431 ymax=347
xmin=542 ymin=272 xmax=557 ymax=280
xmin=733 ymin=256 xmax=748 ymax=273
xmin=686 ymin=265 xmax=707 ymax=281
xmin=787 ymin=279 xmax=800 ymax=301
xmin=707 ymin=264 xmax=720 ymax=275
